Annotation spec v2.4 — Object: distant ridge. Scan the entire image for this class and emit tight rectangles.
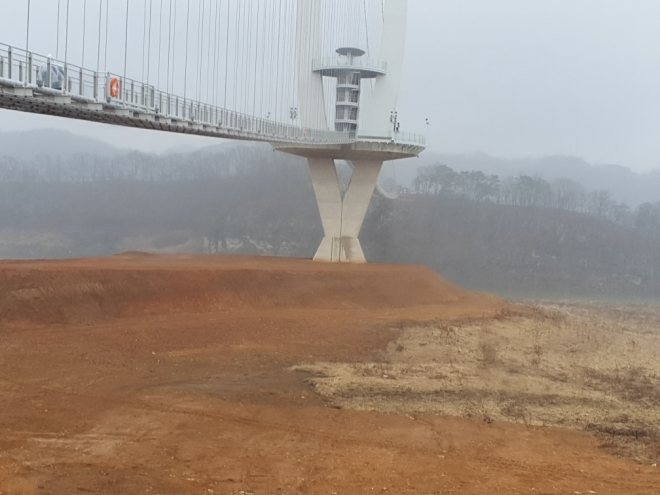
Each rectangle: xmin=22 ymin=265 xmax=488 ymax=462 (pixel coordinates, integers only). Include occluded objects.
xmin=398 ymin=152 xmax=660 ymax=207
xmin=0 ymin=128 xmax=123 ymax=159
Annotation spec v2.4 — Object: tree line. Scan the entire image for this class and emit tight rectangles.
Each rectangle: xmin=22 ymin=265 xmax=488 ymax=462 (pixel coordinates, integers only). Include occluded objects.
xmin=413 ymin=163 xmax=660 ymax=238
xmin=1 ymin=147 xmax=660 ymax=298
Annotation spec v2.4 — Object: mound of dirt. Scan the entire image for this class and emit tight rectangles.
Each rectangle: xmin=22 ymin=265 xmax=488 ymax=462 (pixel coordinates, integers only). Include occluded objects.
xmin=0 ymin=254 xmax=492 ymax=325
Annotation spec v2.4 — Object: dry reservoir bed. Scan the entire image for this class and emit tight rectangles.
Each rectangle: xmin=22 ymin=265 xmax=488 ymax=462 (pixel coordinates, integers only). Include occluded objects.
xmin=297 ymin=302 xmax=660 ymax=463
xmin=0 ymin=254 xmax=658 ymax=494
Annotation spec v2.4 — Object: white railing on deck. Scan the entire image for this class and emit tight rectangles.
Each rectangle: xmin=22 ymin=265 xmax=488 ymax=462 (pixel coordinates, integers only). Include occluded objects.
xmin=0 ymin=42 xmax=426 ymax=149
xmin=0 ymin=43 xmax=350 ymax=145
xmin=358 ymin=130 xmax=427 ymax=147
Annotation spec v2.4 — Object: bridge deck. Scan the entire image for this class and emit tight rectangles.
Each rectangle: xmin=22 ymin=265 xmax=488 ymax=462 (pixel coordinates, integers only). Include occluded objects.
xmin=0 ymin=42 xmax=425 ymax=156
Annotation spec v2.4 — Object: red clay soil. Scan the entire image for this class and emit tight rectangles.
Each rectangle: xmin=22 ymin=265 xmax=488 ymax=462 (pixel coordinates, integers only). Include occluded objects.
xmin=0 ymin=254 xmax=657 ymax=494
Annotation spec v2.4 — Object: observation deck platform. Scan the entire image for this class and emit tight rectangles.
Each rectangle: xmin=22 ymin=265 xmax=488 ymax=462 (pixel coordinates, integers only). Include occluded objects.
xmin=312 ymin=56 xmax=387 ymax=78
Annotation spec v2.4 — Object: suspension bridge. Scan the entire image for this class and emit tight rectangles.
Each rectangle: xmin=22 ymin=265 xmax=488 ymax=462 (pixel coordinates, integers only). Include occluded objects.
xmin=0 ymin=0 xmax=426 ymax=263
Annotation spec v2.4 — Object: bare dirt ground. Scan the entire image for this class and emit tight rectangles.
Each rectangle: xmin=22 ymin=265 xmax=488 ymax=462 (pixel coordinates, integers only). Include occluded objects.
xmin=0 ymin=254 xmax=658 ymax=494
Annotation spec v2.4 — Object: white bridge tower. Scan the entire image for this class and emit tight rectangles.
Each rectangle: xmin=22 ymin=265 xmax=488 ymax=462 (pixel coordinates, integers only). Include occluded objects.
xmin=275 ymin=0 xmax=416 ymax=263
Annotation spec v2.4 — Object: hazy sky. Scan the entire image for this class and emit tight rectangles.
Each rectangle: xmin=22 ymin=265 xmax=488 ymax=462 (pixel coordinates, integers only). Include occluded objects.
xmin=1 ymin=0 xmax=659 ymax=171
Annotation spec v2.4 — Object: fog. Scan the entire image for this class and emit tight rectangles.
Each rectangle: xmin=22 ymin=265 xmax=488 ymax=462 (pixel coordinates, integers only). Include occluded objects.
xmin=401 ymin=0 xmax=660 ymax=171
xmin=1 ymin=0 xmax=659 ymax=170
xmin=1 ymin=1 xmax=660 ymax=300
xmin=0 ymin=136 xmax=659 ymax=300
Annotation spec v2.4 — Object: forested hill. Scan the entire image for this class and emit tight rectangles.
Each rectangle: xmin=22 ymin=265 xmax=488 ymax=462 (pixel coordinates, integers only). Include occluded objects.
xmin=397 ymin=152 xmax=660 ymax=208
xmin=0 ymin=129 xmax=122 ymax=160
xmin=1 ymin=143 xmax=659 ymax=300
xmin=362 ymin=195 xmax=660 ymax=299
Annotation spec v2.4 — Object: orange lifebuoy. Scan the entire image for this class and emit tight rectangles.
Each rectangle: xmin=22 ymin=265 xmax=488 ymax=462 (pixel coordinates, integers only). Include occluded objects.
xmin=109 ymin=77 xmax=120 ymax=98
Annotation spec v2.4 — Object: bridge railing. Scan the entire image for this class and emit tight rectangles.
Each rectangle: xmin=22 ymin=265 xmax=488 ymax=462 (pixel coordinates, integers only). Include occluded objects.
xmin=390 ymin=132 xmax=427 ymax=146
xmin=357 ymin=130 xmax=427 ymax=147
xmin=0 ymin=42 xmax=353 ymax=145
xmin=0 ymin=42 xmax=425 ymax=150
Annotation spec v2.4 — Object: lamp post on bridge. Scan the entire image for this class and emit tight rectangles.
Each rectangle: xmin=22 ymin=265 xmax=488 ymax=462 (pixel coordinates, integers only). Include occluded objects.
xmin=390 ymin=111 xmax=400 ymax=138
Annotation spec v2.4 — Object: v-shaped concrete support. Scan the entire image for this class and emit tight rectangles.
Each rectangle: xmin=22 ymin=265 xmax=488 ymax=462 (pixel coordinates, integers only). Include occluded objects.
xmin=307 ymin=158 xmax=383 ymax=263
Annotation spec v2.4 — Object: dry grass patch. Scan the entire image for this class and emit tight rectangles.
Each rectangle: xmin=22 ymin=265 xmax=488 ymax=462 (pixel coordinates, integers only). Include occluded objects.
xmin=294 ymin=302 xmax=660 ymax=463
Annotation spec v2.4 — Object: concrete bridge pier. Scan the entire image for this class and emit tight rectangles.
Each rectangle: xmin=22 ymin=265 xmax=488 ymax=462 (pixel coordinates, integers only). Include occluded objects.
xmin=308 ymin=158 xmax=383 ymax=263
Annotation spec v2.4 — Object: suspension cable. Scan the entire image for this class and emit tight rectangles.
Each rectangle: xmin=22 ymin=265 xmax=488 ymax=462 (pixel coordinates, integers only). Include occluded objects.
xmin=292 ymin=0 xmax=298 ymax=124
xmin=166 ymin=0 xmax=172 ymax=94
xmin=363 ymin=0 xmax=370 ymax=54
xmin=81 ymin=0 xmax=87 ymax=66
xmin=265 ymin=0 xmax=275 ymax=119
xmin=252 ymin=0 xmax=261 ymax=116
xmin=157 ymin=0 xmax=163 ymax=90
xmin=184 ymin=0 xmax=190 ymax=99
xmin=264 ymin=0 xmax=271 ymax=118
xmin=104 ymin=0 xmax=109 ymax=71
xmin=147 ymin=0 xmax=153 ymax=85
xmin=123 ymin=0 xmax=129 ymax=89
xmin=286 ymin=0 xmax=292 ymax=123
xmin=142 ymin=0 xmax=147 ymax=82
xmin=212 ymin=0 xmax=220 ymax=107
xmin=243 ymin=0 xmax=252 ymax=114
xmin=26 ymin=0 xmax=31 ymax=52
xmin=274 ymin=0 xmax=282 ymax=122
xmin=170 ymin=0 xmax=176 ymax=94
xmin=223 ymin=0 xmax=230 ymax=109
xmin=310 ymin=0 xmax=318 ymax=127
xmin=232 ymin=0 xmax=240 ymax=111
xmin=97 ymin=0 xmax=103 ymax=74
xmin=56 ymin=0 xmax=61 ymax=58
xmin=196 ymin=0 xmax=204 ymax=102
xmin=206 ymin=0 xmax=213 ymax=104
xmin=245 ymin=0 xmax=251 ymax=113
xmin=204 ymin=0 xmax=211 ymax=103
xmin=241 ymin=0 xmax=253 ymax=114
xmin=65 ymin=0 xmax=70 ymax=66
